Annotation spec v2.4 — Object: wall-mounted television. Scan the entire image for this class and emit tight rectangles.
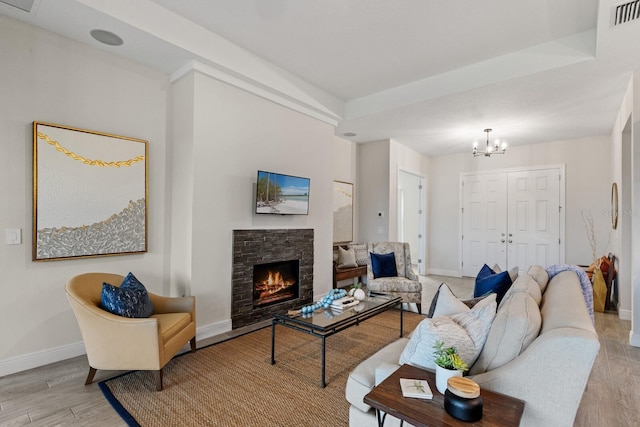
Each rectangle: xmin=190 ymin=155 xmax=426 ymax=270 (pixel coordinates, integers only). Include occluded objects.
xmin=256 ymin=170 xmax=310 ymax=215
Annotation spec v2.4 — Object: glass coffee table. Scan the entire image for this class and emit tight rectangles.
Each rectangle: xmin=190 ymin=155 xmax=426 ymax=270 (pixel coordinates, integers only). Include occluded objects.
xmin=271 ymin=292 xmax=403 ymax=387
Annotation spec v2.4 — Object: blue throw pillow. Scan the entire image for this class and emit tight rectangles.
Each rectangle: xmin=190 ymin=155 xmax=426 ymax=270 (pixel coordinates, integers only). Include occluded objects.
xmin=101 ymin=272 xmax=154 ymax=318
xmin=474 ymin=264 xmax=512 ymax=303
xmin=370 ymin=252 xmax=398 ymax=279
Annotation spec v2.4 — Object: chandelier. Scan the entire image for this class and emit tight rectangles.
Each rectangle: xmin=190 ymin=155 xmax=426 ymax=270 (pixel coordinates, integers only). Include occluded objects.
xmin=472 ymin=128 xmax=507 ymax=157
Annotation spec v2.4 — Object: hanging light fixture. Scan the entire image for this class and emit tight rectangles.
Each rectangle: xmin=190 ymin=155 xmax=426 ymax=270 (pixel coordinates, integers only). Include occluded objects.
xmin=472 ymin=128 xmax=507 ymax=157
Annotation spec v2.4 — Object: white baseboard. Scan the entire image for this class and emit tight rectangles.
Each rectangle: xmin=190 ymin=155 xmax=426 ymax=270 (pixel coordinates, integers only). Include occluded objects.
xmin=426 ymin=268 xmax=462 ymax=277
xmin=0 ymin=341 xmax=86 ymax=378
xmin=0 ymin=319 xmax=233 ymax=378
xmin=195 ymin=319 xmax=232 ymax=342
xmin=619 ymin=307 xmax=632 ymax=321
xmin=629 ymin=330 xmax=640 ymax=347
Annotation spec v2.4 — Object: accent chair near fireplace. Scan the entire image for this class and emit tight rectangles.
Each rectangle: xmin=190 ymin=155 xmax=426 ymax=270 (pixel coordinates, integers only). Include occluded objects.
xmin=366 ymin=242 xmax=422 ymax=313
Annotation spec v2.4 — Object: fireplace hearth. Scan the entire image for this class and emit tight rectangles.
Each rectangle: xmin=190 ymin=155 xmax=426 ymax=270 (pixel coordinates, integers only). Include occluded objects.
xmin=232 ymin=229 xmax=313 ymax=329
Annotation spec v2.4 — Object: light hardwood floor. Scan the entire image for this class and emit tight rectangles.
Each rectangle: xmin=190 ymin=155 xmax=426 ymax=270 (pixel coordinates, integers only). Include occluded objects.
xmin=0 ymin=311 xmax=637 ymax=426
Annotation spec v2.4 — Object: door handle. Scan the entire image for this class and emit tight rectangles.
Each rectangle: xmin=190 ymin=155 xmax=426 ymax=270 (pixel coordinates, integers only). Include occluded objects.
xmin=501 ymin=239 xmax=506 ymax=243
xmin=508 ymin=240 xmax=512 ymax=243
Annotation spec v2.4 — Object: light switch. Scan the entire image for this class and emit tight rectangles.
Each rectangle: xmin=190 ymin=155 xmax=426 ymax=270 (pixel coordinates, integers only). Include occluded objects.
xmin=6 ymin=228 xmax=22 ymax=245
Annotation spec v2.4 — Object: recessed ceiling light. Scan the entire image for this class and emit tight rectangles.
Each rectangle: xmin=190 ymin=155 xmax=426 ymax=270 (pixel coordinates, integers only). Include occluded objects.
xmin=343 ymin=132 xmax=357 ymax=137
xmin=90 ymin=29 xmax=123 ymax=46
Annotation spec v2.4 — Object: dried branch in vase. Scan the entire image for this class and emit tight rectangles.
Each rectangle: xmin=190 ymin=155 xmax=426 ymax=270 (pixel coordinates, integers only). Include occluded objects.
xmin=581 ymin=210 xmax=601 ymax=268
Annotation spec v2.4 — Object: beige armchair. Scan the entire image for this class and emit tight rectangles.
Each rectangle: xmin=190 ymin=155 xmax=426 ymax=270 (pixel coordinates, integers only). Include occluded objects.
xmin=366 ymin=242 xmax=422 ymax=312
xmin=65 ymin=272 xmax=196 ymax=391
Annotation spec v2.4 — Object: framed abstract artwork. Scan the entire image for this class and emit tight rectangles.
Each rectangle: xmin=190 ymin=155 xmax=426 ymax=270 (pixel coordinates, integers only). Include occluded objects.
xmin=333 ymin=180 xmax=353 ymax=244
xmin=33 ymin=122 xmax=148 ymax=261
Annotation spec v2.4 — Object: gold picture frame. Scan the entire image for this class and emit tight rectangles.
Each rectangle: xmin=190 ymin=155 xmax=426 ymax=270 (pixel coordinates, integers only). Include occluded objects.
xmin=333 ymin=180 xmax=353 ymax=244
xmin=33 ymin=122 xmax=148 ymax=261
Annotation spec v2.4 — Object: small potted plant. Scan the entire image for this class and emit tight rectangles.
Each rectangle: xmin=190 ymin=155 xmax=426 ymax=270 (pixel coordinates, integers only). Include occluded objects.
xmin=433 ymin=340 xmax=468 ymax=394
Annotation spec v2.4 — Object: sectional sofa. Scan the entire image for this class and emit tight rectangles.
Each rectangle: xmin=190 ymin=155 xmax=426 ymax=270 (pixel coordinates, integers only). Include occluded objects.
xmin=345 ymin=266 xmax=600 ymax=427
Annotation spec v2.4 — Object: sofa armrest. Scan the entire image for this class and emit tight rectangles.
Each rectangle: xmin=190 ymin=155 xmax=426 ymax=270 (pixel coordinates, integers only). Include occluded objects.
xmin=469 ymin=328 xmax=599 ymax=427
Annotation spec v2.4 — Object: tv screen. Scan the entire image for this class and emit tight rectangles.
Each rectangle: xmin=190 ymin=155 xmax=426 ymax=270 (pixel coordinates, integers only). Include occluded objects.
xmin=256 ymin=170 xmax=310 ymax=215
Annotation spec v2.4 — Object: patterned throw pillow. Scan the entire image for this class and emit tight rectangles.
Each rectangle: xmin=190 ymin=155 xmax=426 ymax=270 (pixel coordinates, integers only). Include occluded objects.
xmin=399 ymin=296 xmax=497 ymax=370
xmin=349 ymin=243 xmax=369 ymax=266
xmin=101 ymin=272 xmax=154 ymax=318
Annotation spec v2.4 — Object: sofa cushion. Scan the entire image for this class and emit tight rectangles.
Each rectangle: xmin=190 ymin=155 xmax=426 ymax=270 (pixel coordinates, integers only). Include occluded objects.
xmin=152 ymin=312 xmax=192 ymax=343
xmin=469 ymin=291 xmax=541 ymax=375
xmin=398 ymin=295 xmax=497 ymax=371
xmin=100 ymin=272 xmax=153 ymax=318
xmin=338 ymin=246 xmax=358 ymax=268
xmin=528 ymin=265 xmax=550 ymax=293
xmin=370 ymin=252 xmax=398 ymax=278
xmin=367 ymin=277 xmax=422 ymax=294
xmin=500 ymin=273 xmax=542 ymax=307
xmin=474 ymin=264 xmax=512 ymax=303
xmin=540 ymin=270 xmax=595 ymax=334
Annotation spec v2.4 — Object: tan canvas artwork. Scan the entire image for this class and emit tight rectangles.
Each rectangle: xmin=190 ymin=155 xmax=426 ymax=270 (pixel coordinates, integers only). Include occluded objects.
xmin=333 ymin=180 xmax=353 ymax=244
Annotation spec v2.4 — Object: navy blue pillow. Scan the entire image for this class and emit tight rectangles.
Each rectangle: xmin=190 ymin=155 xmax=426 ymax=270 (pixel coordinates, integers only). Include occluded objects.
xmin=370 ymin=252 xmax=398 ymax=279
xmin=101 ymin=272 xmax=154 ymax=318
xmin=474 ymin=264 xmax=512 ymax=303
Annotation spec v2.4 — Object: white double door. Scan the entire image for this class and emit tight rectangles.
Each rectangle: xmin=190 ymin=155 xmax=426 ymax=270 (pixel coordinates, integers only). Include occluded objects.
xmin=461 ymin=166 xmax=564 ymax=277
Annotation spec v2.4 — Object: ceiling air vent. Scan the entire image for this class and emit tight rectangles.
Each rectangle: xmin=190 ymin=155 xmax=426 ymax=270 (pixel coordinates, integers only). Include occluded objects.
xmin=613 ymin=0 xmax=640 ymax=26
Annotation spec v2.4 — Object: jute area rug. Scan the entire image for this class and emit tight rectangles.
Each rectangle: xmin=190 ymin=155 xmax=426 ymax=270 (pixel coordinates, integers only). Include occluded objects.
xmin=100 ymin=309 xmax=424 ymax=427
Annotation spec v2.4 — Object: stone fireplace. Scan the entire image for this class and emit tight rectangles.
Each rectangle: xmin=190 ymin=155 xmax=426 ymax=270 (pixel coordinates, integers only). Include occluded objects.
xmin=232 ymin=229 xmax=313 ymax=329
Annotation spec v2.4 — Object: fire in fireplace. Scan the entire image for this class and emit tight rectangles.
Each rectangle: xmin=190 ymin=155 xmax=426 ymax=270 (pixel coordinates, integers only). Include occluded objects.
xmin=253 ymin=259 xmax=300 ymax=308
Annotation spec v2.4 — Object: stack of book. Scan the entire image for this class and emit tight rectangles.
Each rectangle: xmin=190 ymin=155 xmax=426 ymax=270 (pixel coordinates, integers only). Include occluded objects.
xmin=331 ymin=296 xmax=359 ymax=310
xmin=400 ymin=378 xmax=433 ymax=399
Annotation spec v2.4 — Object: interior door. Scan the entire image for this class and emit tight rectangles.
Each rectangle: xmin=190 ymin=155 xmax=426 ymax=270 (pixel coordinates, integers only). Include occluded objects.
xmin=461 ymin=173 xmax=508 ymax=277
xmin=398 ymin=171 xmax=426 ymax=274
xmin=507 ymin=169 xmax=560 ymax=272
xmin=461 ymin=167 xmax=562 ymax=277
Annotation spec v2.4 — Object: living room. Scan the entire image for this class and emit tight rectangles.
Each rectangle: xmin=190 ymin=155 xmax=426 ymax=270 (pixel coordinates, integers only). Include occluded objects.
xmin=0 ymin=1 xmax=639 ymax=425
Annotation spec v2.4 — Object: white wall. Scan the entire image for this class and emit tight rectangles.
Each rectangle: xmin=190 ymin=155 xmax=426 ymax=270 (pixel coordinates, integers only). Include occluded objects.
xmin=429 ymin=136 xmax=612 ymax=277
xmin=0 ymin=17 xmax=170 ymax=374
xmin=0 ymin=17 xmax=338 ymax=376
xmin=333 ymin=136 xmax=358 ymax=243
xmin=610 ymin=77 xmax=633 ymax=322
xmin=356 ymin=139 xmax=430 ymax=268
xmin=357 ymin=141 xmax=391 ymax=242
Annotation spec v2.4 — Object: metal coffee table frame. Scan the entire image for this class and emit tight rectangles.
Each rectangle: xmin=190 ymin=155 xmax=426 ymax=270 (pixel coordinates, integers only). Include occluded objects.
xmin=271 ymin=293 xmax=403 ymax=387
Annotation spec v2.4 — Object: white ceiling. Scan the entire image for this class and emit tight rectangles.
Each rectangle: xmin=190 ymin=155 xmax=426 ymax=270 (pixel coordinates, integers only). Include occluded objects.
xmin=2 ymin=0 xmax=639 ymax=156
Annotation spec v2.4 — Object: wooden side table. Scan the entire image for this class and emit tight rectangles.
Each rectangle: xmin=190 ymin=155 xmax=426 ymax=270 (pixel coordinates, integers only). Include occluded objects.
xmin=364 ymin=364 xmax=524 ymax=427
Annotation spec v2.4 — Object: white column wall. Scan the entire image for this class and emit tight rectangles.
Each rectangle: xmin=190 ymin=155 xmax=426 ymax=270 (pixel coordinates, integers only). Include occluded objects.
xmin=168 ymin=71 xmax=335 ymax=330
